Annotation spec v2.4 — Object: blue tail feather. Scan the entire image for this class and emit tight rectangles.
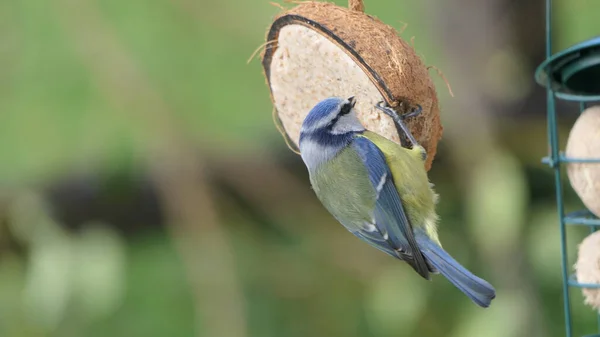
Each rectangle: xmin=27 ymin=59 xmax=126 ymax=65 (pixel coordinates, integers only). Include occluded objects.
xmin=416 ymin=233 xmax=496 ymax=308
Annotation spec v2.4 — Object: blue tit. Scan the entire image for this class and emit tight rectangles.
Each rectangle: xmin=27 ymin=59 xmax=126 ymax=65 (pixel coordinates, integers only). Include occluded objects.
xmin=298 ymin=96 xmax=496 ymax=308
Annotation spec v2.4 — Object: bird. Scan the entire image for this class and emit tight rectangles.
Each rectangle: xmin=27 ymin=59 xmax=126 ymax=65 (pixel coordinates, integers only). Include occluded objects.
xmin=298 ymin=96 xmax=496 ymax=308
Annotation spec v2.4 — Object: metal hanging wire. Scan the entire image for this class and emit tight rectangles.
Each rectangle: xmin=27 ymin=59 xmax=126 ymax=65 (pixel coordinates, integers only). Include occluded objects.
xmin=535 ymin=0 xmax=600 ymax=336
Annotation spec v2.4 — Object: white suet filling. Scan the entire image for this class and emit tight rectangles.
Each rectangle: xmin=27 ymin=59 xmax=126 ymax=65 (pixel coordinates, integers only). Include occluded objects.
xmin=269 ymin=25 xmax=401 ymax=146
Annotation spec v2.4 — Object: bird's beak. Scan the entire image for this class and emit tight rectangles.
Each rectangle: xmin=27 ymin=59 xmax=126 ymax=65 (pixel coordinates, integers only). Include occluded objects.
xmin=347 ymin=96 xmax=357 ymax=107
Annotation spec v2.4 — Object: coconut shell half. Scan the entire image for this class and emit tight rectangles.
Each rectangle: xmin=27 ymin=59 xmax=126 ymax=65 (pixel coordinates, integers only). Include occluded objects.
xmin=261 ymin=1 xmax=442 ymax=170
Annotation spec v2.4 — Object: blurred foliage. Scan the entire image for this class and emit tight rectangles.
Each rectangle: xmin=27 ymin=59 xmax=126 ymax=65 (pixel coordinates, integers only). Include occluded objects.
xmin=1 ymin=0 xmax=600 ymax=336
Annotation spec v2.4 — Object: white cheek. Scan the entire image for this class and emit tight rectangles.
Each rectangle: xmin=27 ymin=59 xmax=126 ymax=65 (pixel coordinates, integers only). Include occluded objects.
xmin=331 ymin=112 xmax=364 ymax=134
xmin=300 ymin=139 xmax=337 ymax=171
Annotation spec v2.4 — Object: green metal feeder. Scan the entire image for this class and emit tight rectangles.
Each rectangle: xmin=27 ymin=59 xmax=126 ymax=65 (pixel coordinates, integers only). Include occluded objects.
xmin=536 ymin=36 xmax=600 ymax=102
xmin=535 ymin=1 xmax=600 ymax=336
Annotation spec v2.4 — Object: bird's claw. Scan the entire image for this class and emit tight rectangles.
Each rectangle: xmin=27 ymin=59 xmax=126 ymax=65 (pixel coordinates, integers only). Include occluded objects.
xmin=375 ymin=101 xmax=422 ymax=120
xmin=374 ymin=101 xmax=422 ymax=149
xmin=402 ymin=104 xmax=423 ymax=119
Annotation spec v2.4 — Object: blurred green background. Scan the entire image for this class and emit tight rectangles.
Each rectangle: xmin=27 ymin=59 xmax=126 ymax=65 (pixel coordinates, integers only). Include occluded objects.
xmin=1 ymin=0 xmax=600 ymax=336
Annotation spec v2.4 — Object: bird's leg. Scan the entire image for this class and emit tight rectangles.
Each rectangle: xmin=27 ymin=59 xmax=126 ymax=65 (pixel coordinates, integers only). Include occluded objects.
xmin=375 ymin=101 xmax=421 ymax=148
xmin=375 ymin=101 xmax=427 ymax=162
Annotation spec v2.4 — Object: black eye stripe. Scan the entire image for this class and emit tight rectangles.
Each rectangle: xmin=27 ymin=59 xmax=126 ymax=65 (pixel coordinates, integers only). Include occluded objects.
xmin=327 ymin=115 xmax=340 ymax=129
xmin=339 ymin=103 xmax=352 ymax=116
xmin=326 ymin=102 xmax=352 ymax=129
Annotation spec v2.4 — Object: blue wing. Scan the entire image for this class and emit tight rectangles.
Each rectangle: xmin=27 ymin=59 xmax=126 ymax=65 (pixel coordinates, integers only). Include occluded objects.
xmin=352 ymin=135 xmax=431 ymax=279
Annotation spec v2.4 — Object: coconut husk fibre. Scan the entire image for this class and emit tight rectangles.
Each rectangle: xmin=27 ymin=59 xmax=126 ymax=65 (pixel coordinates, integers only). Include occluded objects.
xmin=575 ymin=230 xmax=600 ymax=312
xmin=261 ymin=1 xmax=442 ymax=170
xmin=566 ymin=106 xmax=600 ymax=217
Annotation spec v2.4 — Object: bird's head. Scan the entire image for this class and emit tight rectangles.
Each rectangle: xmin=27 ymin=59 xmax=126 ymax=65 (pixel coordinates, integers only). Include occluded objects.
xmin=300 ymin=96 xmax=364 ymax=139
xmin=299 ymin=96 xmax=365 ymax=170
